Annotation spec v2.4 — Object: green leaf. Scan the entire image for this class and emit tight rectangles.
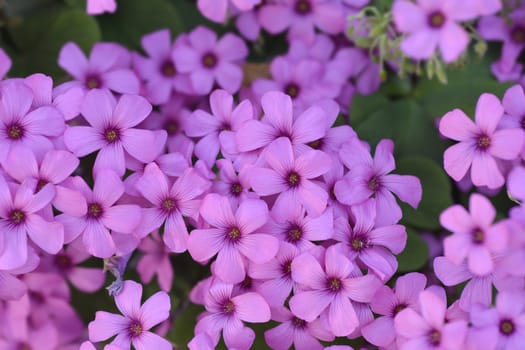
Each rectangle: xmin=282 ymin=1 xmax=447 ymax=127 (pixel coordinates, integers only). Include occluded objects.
xmin=397 ymin=228 xmax=429 ymax=272
xmin=396 ymin=157 xmax=453 ymax=230
xmin=97 ymin=0 xmax=184 ymax=50
xmin=414 ymin=55 xmax=512 ymax=119
xmin=349 ymin=92 xmax=390 ymax=126
xmin=167 ymin=303 xmax=203 ymax=348
xmin=8 ymin=7 xmax=101 ymax=79
xmin=355 ymin=99 xmax=446 ymax=163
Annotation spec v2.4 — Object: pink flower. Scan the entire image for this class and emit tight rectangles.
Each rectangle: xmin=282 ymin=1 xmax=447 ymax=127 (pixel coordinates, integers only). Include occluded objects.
xmin=0 ymin=81 xmax=65 ymax=162
xmin=188 ymin=194 xmax=279 ymax=283
xmin=290 ymin=246 xmax=382 ymax=336
xmin=500 ymin=84 xmax=525 ymax=159
xmin=87 ymin=0 xmax=117 ymax=15
xmin=56 ymin=170 xmax=142 ymax=258
xmin=395 ymin=289 xmax=468 ymax=349
xmin=172 ymin=26 xmax=248 ymax=95
xmin=197 ymin=0 xmax=262 ymax=22
xmin=88 ymin=280 xmax=171 ymax=350
xmin=134 ymin=163 xmax=210 ymax=253
xmin=137 ymin=231 xmax=174 ymax=292
xmin=441 ymin=193 xmax=508 ymax=276
xmin=194 ymin=281 xmax=271 ymax=349
xmin=58 ymin=42 xmax=139 ymax=94
xmin=0 ymin=176 xmax=63 ymax=269
xmin=361 ymin=272 xmax=427 ymax=348
xmin=333 ymin=199 xmax=407 ymax=281
xmin=439 ymin=93 xmax=525 ymax=188
xmin=334 ymin=138 xmax=422 ymax=225
xmin=249 ymin=137 xmax=332 ymax=217
xmin=393 ymin=0 xmax=477 ymax=62
xmin=64 ymin=89 xmax=167 ymax=177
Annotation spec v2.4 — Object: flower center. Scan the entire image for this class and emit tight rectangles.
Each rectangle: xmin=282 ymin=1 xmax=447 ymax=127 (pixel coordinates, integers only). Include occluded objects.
xmin=287 ymin=226 xmax=303 ymax=243
xmin=230 ymin=182 xmax=243 ymax=196
xmin=128 ymin=321 xmax=143 ymax=338
xmin=161 ymin=198 xmax=176 ymax=212
xmin=223 ymin=300 xmax=235 ymax=314
xmin=36 ymin=179 xmax=48 ymax=192
xmin=160 ymin=59 xmax=176 ymax=77
xmin=85 ymin=74 xmax=102 ymax=89
xmin=307 ymin=139 xmax=322 ymax=149
xmin=392 ymin=303 xmax=407 ymax=316
xmin=327 ymin=277 xmax=342 ymax=292
xmin=521 ymin=116 xmax=525 ymax=130
xmin=477 ymin=135 xmax=491 ymax=150
xmin=281 ymin=260 xmax=293 ymax=276
xmin=284 ymin=83 xmax=300 ymax=98
xmin=104 ymin=128 xmax=120 ymax=143
xmin=428 ymin=11 xmax=446 ymax=28
xmin=7 ymin=124 xmax=24 ymax=140
xmin=292 ymin=316 xmax=307 ymax=329
xmin=54 ymin=253 xmax=73 ymax=270
xmin=228 ymin=227 xmax=241 ymax=242
xmin=294 ymin=0 xmax=312 ymax=14
xmin=350 ymin=236 xmax=367 ymax=251
xmin=240 ymin=276 xmax=252 ymax=290
xmin=500 ymin=319 xmax=515 ymax=335
xmin=19 ymin=343 xmax=32 ymax=350
xmin=428 ymin=329 xmax=441 ymax=346
xmin=165 ymin=120 xmax=179 ymax=135
xmin=10 ymin=209 xmax=25 ymax=225
xmin=287 ymin=171 xmax=301 ymax=187
xmin=511 ymin=26 xmax=525 ymax=44
xmin=202 ymin=52 xmax=218 ymax=68
xmin=87 ymin=203 xmax=103 ymax=219
xmin=472 ymin=230 xmax=485 ymax=244
xmin=367 ymin=176 xmax=381 ymax=191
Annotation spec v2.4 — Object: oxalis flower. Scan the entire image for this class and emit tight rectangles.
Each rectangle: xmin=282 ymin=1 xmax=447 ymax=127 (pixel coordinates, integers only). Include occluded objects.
xmin=88 ymin=280 xmax=171 ymax=350
xmin=439 ymin=92 xmax=525 ymax=189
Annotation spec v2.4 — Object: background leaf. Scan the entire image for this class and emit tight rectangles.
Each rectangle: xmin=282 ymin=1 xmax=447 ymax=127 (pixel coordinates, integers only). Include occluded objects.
xmin=397 ymin=227 xmax=429 ymax=272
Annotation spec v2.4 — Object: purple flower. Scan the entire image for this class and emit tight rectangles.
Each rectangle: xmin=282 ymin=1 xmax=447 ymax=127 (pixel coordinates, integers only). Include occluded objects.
xmin=64 ymin=89 xmax=167 ymax=177
xmin=87 ymin=0 xmax=117 ymax=15
xmin=88 ymin=280 xmax=171 ymax=350
xmin=134 ymin=162 xmax=210 ymax=253
xmin=258 ymin=0 xmax=346 ymax=44
xmin=137 ymin=231 xmax=174 ymax=292
xmin=290 ymin=246 xmax=382 ymax=336
xmin=194 ymin=281 xmax=271 ymax=350
xmin=439 ymin=93 xmax=525 ymax=188
xmin=249 ymin=137 xmax=332 ymax=218
xmin=393 ymin=0 xmax=477 ymax=62
xmin=334 ymin=138 xmax=422 ymax=225
xmin=58 ymin=42 xmax=139 ymax=94
xmin=197 ymin=0 xmax=262 ymax=22
xmin=500 ymin=84 xmax=525 ymax=159
xmin=394 ymin=289 xmax=468 ymax=349
xmin=172 ymin=26 xmax=248 ymax=95
xmin=188 ymin=194 xmax=279 ymax=283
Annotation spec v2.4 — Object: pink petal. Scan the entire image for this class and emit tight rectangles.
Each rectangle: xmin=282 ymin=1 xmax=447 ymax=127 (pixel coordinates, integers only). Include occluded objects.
xmin=292 ymin=106 xmax=327 ymax=145
xmin=313 ymin=3 xmax=345 ymax=34
xmin=329 ymin=294 xmax=359 ymax=336
xmin=443 ymin=142 xmax=475 ymax=181
xmin=382 ymin=174 xmax=422 ymax=209
xmin=490 ymin=128 xmax=525 ymax=160
xmin=392 ymin=0 xmax=426 ymax=32
xmin=88 ymin=311 xmax=128 ymax=342
xmin=58 ymin=42 xmax=88 ymax=79
xmin=83 ymin=222 xmax=115 ymax=258
xmin=0 ymin=271 xmax=27 ymax=301
xmin=133 ymin=331 xmax=172 ymax=350
xmin=258 ymin=5 xmax=292 ymax=34
xmin=438 ymin=22 xmax=469 ymax=63
xmin=68 ymin=267 xmax=105 ymax=292
xmin=440 ymin=204 xmax=474 ymax=233
xmin=261 ymin=91 xmax=293 ymax=133
xmin=394 ymin=308 xmax=429 ymax=338
xmin=236 ymin=199 xmax=269 ymax=234
xmin=234 ymin=292 xmax=271 ymax=322
xmin=123 ymin=129 xmax=167 ymax=164
xmin=94 ymin=143 xmax=126 ymax=177
xmin=419 ymin=290 xmax=445 ymax=328
xmin=401 ymin=30 xmax=439 ymax=60
xmin=3 ymin=146 xmax=38 ymax=182
xmin=433 ymin=256 xmax=471 ymax=286
xmin=187 ymin=228 xmax=224 ymax=262
xmin=439 ymin=109 xmax=479 ymax=141
xmin=24 ymin=106 xmax=65 ymax=137
xmin=199 ymin=193 xmax=235 ymax=228
xmin=81 ymin=88 xmax=116 ymax=130
xmin=249 ymin=168 xmax=287 ymax=196
xmin=163 ymin=213 xmax=189 ymax=253
xmin=171 ymin=168 xmax=210 ymax=204
xmin=369 ymin=225 xmax=407 ymax=254
xmin=474 ymin=93 xmax=504 ymax=134
xmin=215 ymin=246 xmax=246 ymax=283
xmin=102 ymin=204 xmax=142 ymax=233
xmin=344 ymin=275 xmax=382 ymax=303
xmin=136 ymin=163 xmax=169 ymax=204
xmin=470 ymin=152 xmax=504 ymax=189
xmin=361 ymin=316 xmax=395 ymax=347
xmin=104 ymin=69 xmax=140 ymax=94
xmin=469 ymin=193 xmax=495 ymax=229
xmin=63 ymin=126 xmax=105 ymax=157
xmin=0 ymin=224 xmax=27 ymax=270
xmin=291 ymin=251 xmax=326 ymax=289
xmin=141 ymin=29 xmax=170 ymax=58
xmin=113 ymin=94 xmax=152 ymax=129
xmin=443 ymin=234 xmax=470 ymax=264
xmin=115 ymin=280 xmax=143 ymax=319
xmin=502 ymin=84 xmax=525 ymax=117
xmin=295 ymin=150 xmax=332 ymax=179
xmin=140 ymin=291 xmax=170 ymax=330
xmin=239 ymin=233 xmax=279 ymax=264
xmin=289 ymin=290 xmax=332 ymax=321
xmin=360 ymin=248 xmax=397 ymax=281
xmin=40 ymin=150 xmax=79 ymax=183
xmin=460 ymin=276 xmax=492 ymax=310
xmin=216 ymin=34 xmax=248 ymax=61
xmin=197 ymin=0 xmax=228 ymax=22
xmin=26 ymin=215 xmax=63 ymax=254
xmin=264 ymin=137 xmax=294 ymax=176
xmin=468 ymin=246 xmax=494 ymax=276
xmin=223 ymin=321 xmax=255 ymax=350
xmin=236 ymin=120 xmax=276 ymax=152
xmin=297 ymin=180 xmax=328 ymax=217
xmin=93 ymin=169 xmax=124 ymax=206
xmin=216 ymin=62 xmax=243 ymax=94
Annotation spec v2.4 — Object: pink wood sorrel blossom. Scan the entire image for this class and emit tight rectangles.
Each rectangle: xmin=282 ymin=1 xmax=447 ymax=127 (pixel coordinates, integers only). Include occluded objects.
xmin=335 ymin=137 xmax=422 ymax=226
xmin=0 ymin=81 xmax=65 ymax=162
xmin=137 ymin=231 xmax=174 ymax=292
xmin=172 ymin=26 xmax=248 ymax=95
xmin=361 ymin=272 xmax=427 ymax=348
xmin=64 ymin=89 xmax=167 ymax=176
xmin=0 ymin=176 xmax=63 ymax=269
xmin=194 ymin=281 xmax=271 ymax=350
xmin=249 ymin=137 xmax=332 ymax=218
xmin=500 ymin=84 xmax=525 ymax=159
xmin=439 ymin=93 xmax=525 ymax=189
xmin=440 ymin=193 xmax=508 ymax=276
xmin=88 ymin=280 xmax=171 ymax=350
xmin=134 ymin=162 xmax=210 ymax=253
xmin=290 ymin=246 xmax=382 ymax=336
xmin=188 ymin=194 xmax=279 ymax=284
xmin=392 ymin=0 xmax=477 ymax=62
xmin=394 ymin=289 xmax=468 ymax=349
xmin=56 ymin=170 xmax=142 ymax=258
xmin=87 ymin=0 xmax=117 ymax=15
xmin=467 ymin=291 xmax=525 ymax=349
xmin=197 ymin=0 xmax=262 ymax=22
xmin=333 ymin=199 xmax=407 ymax=282
xmin=58 ymin=42 xmax=139 ymax=94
